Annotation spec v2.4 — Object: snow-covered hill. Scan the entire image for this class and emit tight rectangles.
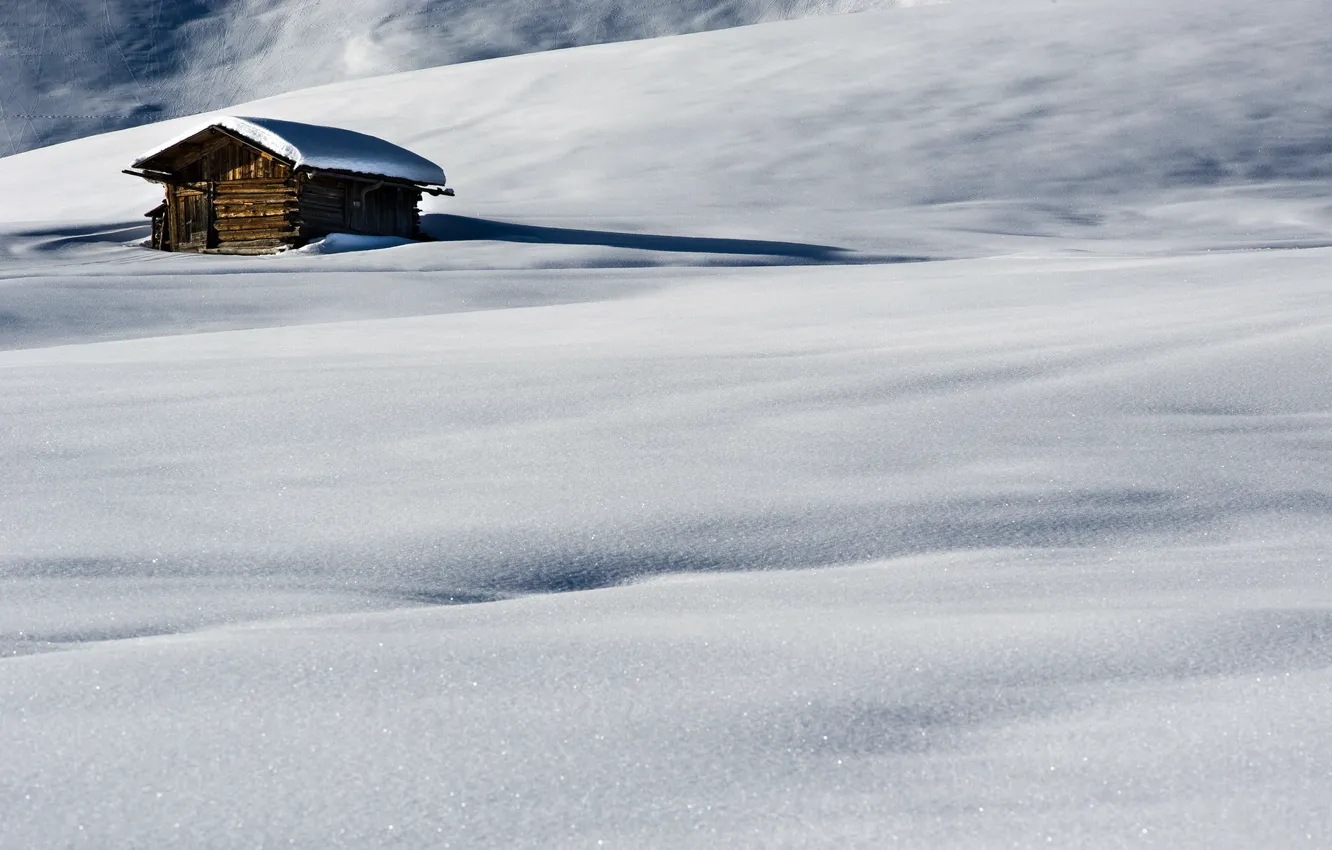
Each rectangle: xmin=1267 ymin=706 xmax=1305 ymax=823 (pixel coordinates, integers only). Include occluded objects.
xmin=4 ymin=0 xmax=1330 ymax=255
xmin=0 ymin=0 xmax=898 ymax=155
xmin=2 ymin=2 xmax=1332 ymax=847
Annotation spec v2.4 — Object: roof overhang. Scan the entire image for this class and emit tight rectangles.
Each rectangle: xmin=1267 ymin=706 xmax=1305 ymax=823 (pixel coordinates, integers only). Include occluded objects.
xmin=127 ymin=116 xmax=448 ymax=190
xmin=131 ymin=124 xmax=291 ymax=175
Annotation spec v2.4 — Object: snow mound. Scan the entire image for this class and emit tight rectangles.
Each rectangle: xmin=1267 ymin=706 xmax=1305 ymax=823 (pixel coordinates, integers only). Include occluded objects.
xmin=294 ymin=233 xmax=419 ymax=254
xmin=133 ymin=116 xmax=447 ymax=186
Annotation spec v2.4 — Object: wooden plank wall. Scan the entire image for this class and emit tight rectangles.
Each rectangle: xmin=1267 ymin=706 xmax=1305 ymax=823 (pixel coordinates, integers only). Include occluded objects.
xmin=150 ymin=134 xmax=426 ymax=252
xmin=173 ymin=189 xmax=211 ymax=250
xmin=298 ymin=178 xmax=422 ymax=241
xmin=152 ymin=136 xmax=299 ymax=252
xmin=299 ymin=177 xmax=351 ymax=241
xmin=361 ymin=186 xmax=421 ymax=238
xmin=171 ymin=138 xmax=292 ymax=184
xmin=216 ymin=144 xmax=288 ymax=181
xmin=213 ymin=179 xmax=299 ymax=252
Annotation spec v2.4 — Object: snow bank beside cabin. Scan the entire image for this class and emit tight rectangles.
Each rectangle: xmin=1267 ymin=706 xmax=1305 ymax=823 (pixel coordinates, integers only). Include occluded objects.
xmin=294 ymin=234 xmax=419 ymax=254
xmin=133 ymin=116 xmax=447 ymax=186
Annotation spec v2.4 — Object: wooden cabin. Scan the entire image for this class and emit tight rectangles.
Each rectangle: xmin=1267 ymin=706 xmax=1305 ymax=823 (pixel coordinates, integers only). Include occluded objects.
xmin=124 ymin=116 xmax=451 ymax=254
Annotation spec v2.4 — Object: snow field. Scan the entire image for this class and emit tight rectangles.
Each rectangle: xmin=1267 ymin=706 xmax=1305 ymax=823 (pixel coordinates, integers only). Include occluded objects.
xmin=3 ymin=0 xmax=1332 ymax=253
xmin=4 ymin=247 xmax=1332 ymax=846
xmin=4 ymin=554 xmax=1330 ymax=848
xmin=2 ymin=0 xmax=1332 ymax=846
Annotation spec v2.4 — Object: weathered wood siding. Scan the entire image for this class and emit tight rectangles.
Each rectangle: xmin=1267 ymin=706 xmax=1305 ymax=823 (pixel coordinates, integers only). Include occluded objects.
xmin=298 ymin=175 xmax=352 ymax=240
xmin=150 ymin=134 xmax=299 ymax=253
xmin=168 ymin=186 xmax=212 ymax=251
xmin=361 ymin=186 xmax=421 ymax=238
xmin=169 ymin=136 xmax=292 ymax=184
xmin=298 ymin=176 xmax=422 ymax=241
xmin=140 ymin=128 xmax=428 ymax=253
xmin=213 ymin=178 xmax=299 ymax=252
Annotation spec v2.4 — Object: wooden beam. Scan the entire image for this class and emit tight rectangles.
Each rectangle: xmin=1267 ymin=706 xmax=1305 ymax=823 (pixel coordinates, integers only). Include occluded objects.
xmin=214 ymin=218 xmax=298 ymax=231
xmin=306 ymin=168 xmax=441 ymax=194
xmin=215 ymin=219 xmax=298 ymax=233
xmin=123 ymin=168 xmax=179 ymax=185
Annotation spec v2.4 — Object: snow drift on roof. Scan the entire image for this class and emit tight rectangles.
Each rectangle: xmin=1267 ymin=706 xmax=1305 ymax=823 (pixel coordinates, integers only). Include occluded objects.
xmin=134 ymin=116 xmax=446 ymax=186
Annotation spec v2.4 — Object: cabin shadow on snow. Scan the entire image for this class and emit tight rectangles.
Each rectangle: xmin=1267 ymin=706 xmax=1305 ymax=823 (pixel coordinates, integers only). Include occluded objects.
xmin=9 ymin=217 xmax=913 ymax=265
xmin=422 ymin=213 xmax=880 ymax=264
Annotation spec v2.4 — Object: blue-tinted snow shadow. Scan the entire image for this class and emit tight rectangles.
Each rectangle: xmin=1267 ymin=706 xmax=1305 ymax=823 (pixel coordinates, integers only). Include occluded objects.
xmin=14 ymin=487 xmax=1332 ymax=598
xmin=422 ymin=214 xmax=926 ymax=265
xmin=767 ymin=606 xmax=1332 ymax=763
xmin=8 ymin=218 xmax=927 ymax=265
xmin=8 ymin=221 xmax=151 ymax=253
xmin=421 ymin=487 xmax=1332 ymax=599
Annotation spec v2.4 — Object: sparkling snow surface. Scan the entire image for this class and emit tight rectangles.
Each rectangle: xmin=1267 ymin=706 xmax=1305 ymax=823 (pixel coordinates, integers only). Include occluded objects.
xmin=2 ymin=1 xmax=1332 ymax=847
xmin=133 ymin=115 xmax=448 ymax=186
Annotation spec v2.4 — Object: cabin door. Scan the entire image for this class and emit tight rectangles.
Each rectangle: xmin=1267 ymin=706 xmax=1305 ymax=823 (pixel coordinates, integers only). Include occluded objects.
xmin=176 ymin=189 xmax=213 ymax=251
xmin=359 ymin=186 xmax=412 ymax=237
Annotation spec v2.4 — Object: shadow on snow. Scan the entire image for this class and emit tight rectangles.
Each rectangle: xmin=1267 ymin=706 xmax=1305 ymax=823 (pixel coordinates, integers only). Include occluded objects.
xmin=10 ymin=217 xmax=929 ymax=266
xmin=422 ymin=213 xmax=924 ymax=264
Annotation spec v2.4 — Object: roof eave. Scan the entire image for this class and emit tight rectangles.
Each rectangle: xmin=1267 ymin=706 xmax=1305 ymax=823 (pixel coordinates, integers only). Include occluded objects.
xmin=128 ymin=119 xmax=450 ymax=190
xmin=130 ymin=123 xmax=297 ymax=173
xmin=301 ymin=166 xmax=447 ymax=191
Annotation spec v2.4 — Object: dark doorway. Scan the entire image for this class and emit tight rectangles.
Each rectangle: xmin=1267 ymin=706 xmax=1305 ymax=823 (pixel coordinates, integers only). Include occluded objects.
xmin=175 ymin=190 xmax=213 ymax=251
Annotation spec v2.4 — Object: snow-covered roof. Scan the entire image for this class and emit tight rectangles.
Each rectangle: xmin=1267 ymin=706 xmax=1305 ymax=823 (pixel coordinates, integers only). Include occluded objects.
xmin=133 ymin=116 xmax=446 ymax=186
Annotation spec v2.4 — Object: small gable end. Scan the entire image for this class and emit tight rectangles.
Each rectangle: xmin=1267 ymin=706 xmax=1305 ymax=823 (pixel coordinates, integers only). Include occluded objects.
xmin=145 ymin=129 xmax=292 ymax=184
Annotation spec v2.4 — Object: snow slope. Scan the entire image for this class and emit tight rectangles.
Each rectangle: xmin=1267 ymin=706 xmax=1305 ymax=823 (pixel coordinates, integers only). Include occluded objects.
xmin=4 ymin=0 xmax=1331 ymax=255
xmin=3 ymin=1 xmax=1332 ymax=847
xmin=0 ymin=0 xmax=900 ymax=155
